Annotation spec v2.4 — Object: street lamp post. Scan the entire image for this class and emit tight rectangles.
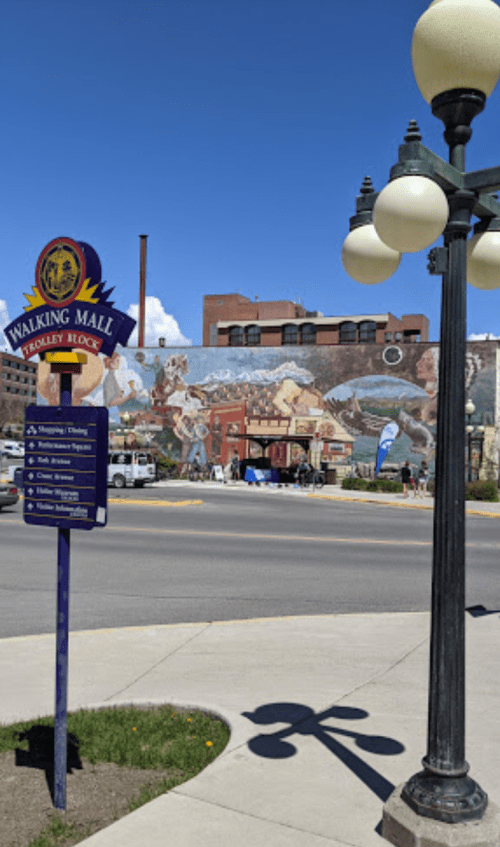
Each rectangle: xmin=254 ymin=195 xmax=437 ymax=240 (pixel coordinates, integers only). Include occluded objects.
xmin=342 ymin=1 xmax=500 ymax=842
xmin=475 ymin=425 xmax=486 ymax=480
xmin=465 ymin=399 xmax=476 ymax=482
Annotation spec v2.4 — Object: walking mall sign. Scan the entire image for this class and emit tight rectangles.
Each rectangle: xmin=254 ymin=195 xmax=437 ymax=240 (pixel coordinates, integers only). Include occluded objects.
xmin=4 ymin=237 xmax=136 ymax=358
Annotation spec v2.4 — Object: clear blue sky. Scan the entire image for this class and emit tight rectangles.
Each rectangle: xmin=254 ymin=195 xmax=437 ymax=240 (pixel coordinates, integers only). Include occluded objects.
xmin=1 ymin=0 xmax=500 ymax=349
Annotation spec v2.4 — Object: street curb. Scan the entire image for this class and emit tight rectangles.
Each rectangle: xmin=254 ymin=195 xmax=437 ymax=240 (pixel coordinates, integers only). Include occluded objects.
xmin=307 ymin=493 xmax=433 ymax=510
xmin=307 ymin=492 xmax=500 ymax=518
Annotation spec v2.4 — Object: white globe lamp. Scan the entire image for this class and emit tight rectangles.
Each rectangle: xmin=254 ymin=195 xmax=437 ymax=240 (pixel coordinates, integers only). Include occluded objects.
xmin=373 ymin=175 xmax=449 ymax=253
xmin=412 ymin=0 xmax=500 ymax=104
xmin=467 ymin=229 xmax=500 ymax=289
xmin=341 ymin=224 xmax=401 ymax=284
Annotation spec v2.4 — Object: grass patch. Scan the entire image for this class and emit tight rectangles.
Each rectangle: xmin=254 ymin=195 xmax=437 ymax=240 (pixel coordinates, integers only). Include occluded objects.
xmin=1 ymin=704 xmax=229 ymax=771
xmin=0 ymin=704 xmax=230 ymax=847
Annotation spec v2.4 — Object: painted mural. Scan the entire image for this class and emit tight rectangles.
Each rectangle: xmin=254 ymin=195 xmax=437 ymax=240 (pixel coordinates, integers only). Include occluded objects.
xmin=35 ymin=341 xmax=497 ymax=476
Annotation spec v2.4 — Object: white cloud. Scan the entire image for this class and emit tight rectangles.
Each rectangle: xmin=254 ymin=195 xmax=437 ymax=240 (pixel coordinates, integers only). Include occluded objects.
xmin=0 ymin=299 xmax=12 ymax=351
xmin=468 ymin=333 xmax=500 ymax=341
xmin=127 ymin=296 xmax=192 ymax=347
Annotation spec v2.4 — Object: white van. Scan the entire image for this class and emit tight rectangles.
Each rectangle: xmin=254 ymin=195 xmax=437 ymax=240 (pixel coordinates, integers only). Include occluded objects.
xmin=2 ymin=441 xmax=25 ymax=458
xmin=108 ymin=451 xmax=156 ymax=488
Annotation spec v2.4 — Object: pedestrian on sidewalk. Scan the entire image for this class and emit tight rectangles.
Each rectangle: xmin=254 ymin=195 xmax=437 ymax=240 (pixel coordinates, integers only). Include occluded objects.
xmin=418 ymin=460 xmax=429 ymax=498
xmin=401 ymin=461 xmax=412 ymax=498
xmin=297 ymin=454 xmax=311 ymax=488
xmin=230 ymin=451 xmax=240 ymax=481
xmin=190 ymin=452 xmax=202 ymax=482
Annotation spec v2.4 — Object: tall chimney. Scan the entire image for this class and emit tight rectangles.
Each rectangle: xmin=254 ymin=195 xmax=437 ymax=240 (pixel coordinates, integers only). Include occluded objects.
xmin=139 ymin=235 xmax=148 ymax=348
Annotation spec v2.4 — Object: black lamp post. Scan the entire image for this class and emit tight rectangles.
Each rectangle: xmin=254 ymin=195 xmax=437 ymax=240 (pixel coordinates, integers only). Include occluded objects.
xmin=465 ymin=399 xmax=476 ymax=482
xmin=342 ymin=0 xmax=500 ymax=837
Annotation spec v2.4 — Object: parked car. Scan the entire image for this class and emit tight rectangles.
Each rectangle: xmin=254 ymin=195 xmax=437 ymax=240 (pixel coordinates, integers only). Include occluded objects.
xmin=0 ymin=482 xmax=19 ymax=510
xmin=1 ymin=441 xmax=25 ymax=458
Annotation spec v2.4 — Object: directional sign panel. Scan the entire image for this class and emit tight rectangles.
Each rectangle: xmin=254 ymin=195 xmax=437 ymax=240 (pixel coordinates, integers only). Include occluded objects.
xmin=24 ymin=406 xmax=108 ymax=529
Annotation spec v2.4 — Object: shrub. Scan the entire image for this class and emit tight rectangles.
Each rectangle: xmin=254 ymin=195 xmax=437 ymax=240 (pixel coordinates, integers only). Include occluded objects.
xmin=342 ymin=478 xmax=368 ymax=490
xmin=342 ymin=478 xmax=403 ymax=494
xmin=465 ymin=480 xmax=499 ymax=502
xmin=377 ymin=479 xmax=404 ymax=493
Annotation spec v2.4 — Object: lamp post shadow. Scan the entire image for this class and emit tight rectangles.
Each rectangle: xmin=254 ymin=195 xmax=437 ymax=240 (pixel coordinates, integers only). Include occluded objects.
xmin=242 ymin=702 xmax=405 ymax=803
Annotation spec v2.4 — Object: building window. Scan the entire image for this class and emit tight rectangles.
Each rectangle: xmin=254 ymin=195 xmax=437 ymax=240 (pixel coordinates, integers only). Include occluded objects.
xmin=395 ymin=332 xmax=402 ymax=342
xmin=339 ymin=321 xmax=357 ymax=344
xmin=228 ymin=326 xmax=244 ymax=346
xmin=245 ymin=325 xmax=261 ymax=346
xmin=282 ymin=324 xmax=298 ymax=345
xmin=385 ymin=332 xmax=392 ymax=343
xmin=359 ymin=321 xmax=377 ymax=343
xmin=300 ymin=323 xmax=317 ymax=345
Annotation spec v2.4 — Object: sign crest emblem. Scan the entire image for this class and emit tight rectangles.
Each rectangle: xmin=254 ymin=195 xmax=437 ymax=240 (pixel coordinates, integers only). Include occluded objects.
xmin=36 ymin=238 xmax=86 ymax=307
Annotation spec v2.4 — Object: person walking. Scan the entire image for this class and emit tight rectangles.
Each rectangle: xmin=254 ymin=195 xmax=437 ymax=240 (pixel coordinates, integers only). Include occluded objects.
xmin=230 ymin=451 xmax=240 ymax=481
xmin=401 ymin=461 xmax=412 ymax=498
xmin=191 ymin=451 xmax=202 ymax=482
xmin=418 ymin=460 xmax=429 ymax=498
xmin=297 ymin=454 xmax=311 ymax=488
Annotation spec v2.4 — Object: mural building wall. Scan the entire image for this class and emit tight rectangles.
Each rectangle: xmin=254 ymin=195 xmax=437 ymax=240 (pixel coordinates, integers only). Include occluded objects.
xmin=35 ymin=341 xmax=499 ymax=479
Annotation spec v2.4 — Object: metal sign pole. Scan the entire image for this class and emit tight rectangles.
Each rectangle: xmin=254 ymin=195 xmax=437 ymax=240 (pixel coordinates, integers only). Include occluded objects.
xmin=54 ymin=367 xmax=72 ymax=810
xmin=44 ymin=355 xmax=82 ymax=811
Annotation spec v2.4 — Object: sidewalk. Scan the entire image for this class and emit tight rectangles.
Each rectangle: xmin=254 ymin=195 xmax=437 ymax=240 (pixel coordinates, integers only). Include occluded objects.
xmin=1 ymin=609 xmax=499 ymax=846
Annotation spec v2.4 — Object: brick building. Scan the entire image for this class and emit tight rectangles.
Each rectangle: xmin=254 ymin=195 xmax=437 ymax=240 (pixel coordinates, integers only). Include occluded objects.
xmin=0 ymin=351 xmax=38 ymax=434
xmin=203 ymin=293 xmax=429 ymax=347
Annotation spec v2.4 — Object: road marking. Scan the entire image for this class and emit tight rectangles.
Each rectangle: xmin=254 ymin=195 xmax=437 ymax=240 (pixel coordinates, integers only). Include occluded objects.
xmin=1 ymin=517 xmax=497 ymax=548
xmin=108 ymin=498 xmax=203 ymax=507
xmin=101 ymin=525 xmax=432 ymax=545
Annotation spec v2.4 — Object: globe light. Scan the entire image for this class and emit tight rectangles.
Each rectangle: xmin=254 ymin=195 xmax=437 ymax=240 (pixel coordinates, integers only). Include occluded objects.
xmin=465 ymin=398 xmax=476 ymax=417
xmin=467 ymin=230 xmax=500 ymax=289
xmin=341 ymin=224 xmax=401 ymax=284
xmin=373 ymin=175 xmax=449 ymax=253
xmin=412 ymin=0 xmax=500 ymax=104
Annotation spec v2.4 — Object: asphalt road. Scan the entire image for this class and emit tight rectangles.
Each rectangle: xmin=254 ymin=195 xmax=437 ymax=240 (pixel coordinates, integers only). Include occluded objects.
xmin=0 ymin=484 xmax=499 ymax=638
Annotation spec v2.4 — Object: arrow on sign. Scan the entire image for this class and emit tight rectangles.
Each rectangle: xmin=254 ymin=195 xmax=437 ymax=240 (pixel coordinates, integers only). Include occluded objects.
xmin=28 ymin=457 xmax=34 ymax=465
xmin=27 ymin=426 xmax=37 ymax=435
xmin=28 ymin=488 xmax=34 ymax=495
xmin=28 ymin=473 xmax=34 ymax=480
xmin=29 ymin=441 xmax=35 ymax=449
xmin=28 ymin=503 xmax=33 ymax=510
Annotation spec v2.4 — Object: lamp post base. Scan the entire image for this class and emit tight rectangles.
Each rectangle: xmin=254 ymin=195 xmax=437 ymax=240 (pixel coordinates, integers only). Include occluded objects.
xmin=382 ymin=785 xmax=500 ymax=847
xmin=402 ymin=770 xmax=487 ymax=824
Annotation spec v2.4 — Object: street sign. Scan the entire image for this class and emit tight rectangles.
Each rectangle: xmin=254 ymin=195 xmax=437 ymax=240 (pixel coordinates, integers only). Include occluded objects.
xmin=6 ymin=237 xmax=135 ymax=813
xmin=23 ymin=405 xmax=108 ymax=530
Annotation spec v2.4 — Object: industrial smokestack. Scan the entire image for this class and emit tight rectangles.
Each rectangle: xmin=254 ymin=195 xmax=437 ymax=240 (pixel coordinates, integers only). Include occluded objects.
xmin=139 ymin=235 xmax=148 ymax=348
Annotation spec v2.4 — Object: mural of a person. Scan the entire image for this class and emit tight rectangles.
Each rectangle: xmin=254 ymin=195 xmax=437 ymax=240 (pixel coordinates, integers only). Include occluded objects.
xmin=173 ymin=411 xmax=195 ymax=470
xmin=188 ymin=413 xmax=209 ymax=465
xmin=210 ymin=413 xmax=223 ymax=462
xmin=103 ymin=352 xmax=138 ymax=407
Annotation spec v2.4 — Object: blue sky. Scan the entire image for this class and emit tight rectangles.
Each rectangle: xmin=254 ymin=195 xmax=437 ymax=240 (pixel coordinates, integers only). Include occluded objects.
xmin=1 ymin=0 xmax=500 ymax=350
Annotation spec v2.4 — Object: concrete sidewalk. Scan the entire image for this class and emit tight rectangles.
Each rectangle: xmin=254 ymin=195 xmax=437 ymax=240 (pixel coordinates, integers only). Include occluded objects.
xmin=1 ymin=610 xmax=499 ymax=846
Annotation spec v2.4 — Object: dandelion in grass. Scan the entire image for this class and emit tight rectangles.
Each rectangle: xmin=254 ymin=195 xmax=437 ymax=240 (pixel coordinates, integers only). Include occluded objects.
xmin=132 ymin=727 xmax=137 ymax=732
xmin=206 ymin=741 xmax=213 ymax=747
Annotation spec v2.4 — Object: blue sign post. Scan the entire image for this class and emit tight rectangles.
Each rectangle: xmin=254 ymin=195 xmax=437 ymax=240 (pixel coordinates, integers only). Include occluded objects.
xmin=10 ymin=238 xmax=135 ymax=811
xmin=24 ymin=382 xmax=108 ymax=808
